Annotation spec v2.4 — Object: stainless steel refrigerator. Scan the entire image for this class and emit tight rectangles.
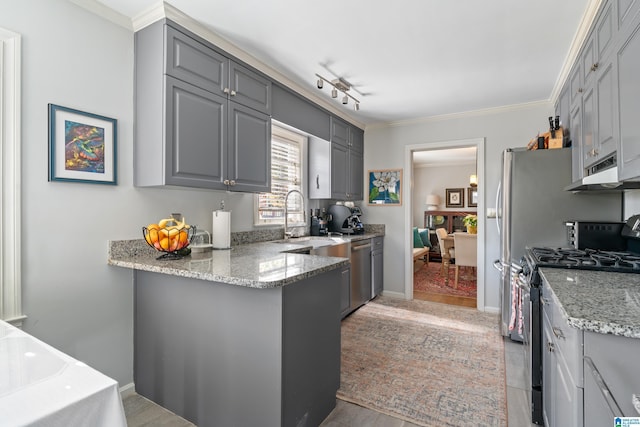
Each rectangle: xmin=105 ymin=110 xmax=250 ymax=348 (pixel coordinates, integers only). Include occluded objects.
xmin=496 ymin=148 xmax=622 ymax=341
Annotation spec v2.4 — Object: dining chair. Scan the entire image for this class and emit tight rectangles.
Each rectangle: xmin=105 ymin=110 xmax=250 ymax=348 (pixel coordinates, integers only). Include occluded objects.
xmin=435 ymin=228 xmax=455 ymax=277
xmin=452 ymin=232 xmax=477 ymax=289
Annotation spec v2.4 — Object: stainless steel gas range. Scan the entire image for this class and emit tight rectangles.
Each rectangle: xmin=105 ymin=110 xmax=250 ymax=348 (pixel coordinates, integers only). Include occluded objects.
xmin=517 ymin=215 xmax=640 ymax=425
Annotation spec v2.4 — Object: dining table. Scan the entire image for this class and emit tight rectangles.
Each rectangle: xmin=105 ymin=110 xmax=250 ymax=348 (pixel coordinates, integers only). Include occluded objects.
xmin=0 ymin=320 xmax=127 ymax=427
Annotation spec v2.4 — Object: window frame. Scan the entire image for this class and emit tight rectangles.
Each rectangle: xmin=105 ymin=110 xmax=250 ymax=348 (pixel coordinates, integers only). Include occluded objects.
xmin=0 ymin=27 xmax=23 ymax=326
xmin=254 ymin=123 xmax=307 ymax=227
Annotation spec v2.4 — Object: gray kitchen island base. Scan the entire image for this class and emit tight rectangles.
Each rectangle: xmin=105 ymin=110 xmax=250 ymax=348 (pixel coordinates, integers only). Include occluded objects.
xmin=134 ymin=268 xmax=343 ymax=427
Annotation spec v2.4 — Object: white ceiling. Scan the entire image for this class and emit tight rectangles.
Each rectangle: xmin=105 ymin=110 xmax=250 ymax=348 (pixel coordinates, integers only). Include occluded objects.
xmin=92 ymin=0 xmax=593 ymax=126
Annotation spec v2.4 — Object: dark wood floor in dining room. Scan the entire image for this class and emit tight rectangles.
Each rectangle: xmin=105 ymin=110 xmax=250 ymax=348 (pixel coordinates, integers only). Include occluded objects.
xmin=413 ymin=258 xmax=477 ymax=308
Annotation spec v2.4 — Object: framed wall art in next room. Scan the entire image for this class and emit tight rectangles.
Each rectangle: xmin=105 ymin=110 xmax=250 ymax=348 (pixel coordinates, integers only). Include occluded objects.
xmin=445 ymin=188 xmax=464 ymax=208
xmin=467 ymin=187 xmax=478 ymax=207
xmin=48 ymin=104 xmax=117 ymax=185
xmin=368 ymin=169 xmax=402 ymax=206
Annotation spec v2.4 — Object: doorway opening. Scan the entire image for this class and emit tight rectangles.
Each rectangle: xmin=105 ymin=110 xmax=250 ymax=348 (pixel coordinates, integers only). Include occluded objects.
xmin=411 ymin=147 xmax=478 ymax=308
xmin=403 ymin=138 xmax=485 ymax=310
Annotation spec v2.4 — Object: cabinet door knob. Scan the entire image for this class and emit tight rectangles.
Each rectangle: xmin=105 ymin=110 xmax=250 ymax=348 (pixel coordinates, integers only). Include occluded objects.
xmin=230 ymin=90 xmax=237 ymax=96
xmin=229 ymin=180 xmax=236 ymax=186
xmin=590 ymin=62 xmax=599 ymax=72
xmin=577 ymin=88 xmax=583 ymax=93
xmin=223 ymin=87 xmax=230 ymax=94
xmin=223 ymin=179 xmax=230 ymax=185
xmin=547 ymin=341 xmax=555 ymax=353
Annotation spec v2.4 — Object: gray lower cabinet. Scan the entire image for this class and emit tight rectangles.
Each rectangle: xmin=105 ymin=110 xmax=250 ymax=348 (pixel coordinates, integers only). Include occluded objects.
xmin=135 ymin=19 xmax=271 ymax=192
xmin=340 ymin=266 xmax=351 ymax=318
xmin=371 ymin=237 xmax=384 ymax=297
xmin=134 ymin=268 xmax=342 ymax=427
xmin=541 ymin=279 xmax=584 ymax=427
xmin=584 ymin=331 xmax=640 ymax=422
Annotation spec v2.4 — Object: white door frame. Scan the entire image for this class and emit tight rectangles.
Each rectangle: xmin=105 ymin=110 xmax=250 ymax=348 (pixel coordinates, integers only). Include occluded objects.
xmin=403 ymin=138 xmax=486 ymax=310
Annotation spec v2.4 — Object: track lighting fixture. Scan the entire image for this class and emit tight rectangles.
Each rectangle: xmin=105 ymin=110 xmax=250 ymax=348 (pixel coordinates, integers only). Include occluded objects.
xmin=315 ymin=73 xmax=361 ymax=110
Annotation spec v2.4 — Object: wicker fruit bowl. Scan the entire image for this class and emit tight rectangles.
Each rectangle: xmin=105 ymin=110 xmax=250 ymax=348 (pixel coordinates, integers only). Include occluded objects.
xmin=143 ymin=217 xmax=196 ymax=259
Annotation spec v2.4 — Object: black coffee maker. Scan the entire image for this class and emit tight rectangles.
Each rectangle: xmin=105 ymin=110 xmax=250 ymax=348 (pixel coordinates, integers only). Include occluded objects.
xmin=327 ymin=204 xmax=364 ymax=234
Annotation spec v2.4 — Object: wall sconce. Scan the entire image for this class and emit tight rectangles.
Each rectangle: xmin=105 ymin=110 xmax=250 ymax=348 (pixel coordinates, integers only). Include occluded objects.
xmin=469 ymin=174 xmax=478 ymax=187
xmin=426 ymin=194 xmax=441 ymax=210
xmin=315 ymin=73 xmax=361 ymax=111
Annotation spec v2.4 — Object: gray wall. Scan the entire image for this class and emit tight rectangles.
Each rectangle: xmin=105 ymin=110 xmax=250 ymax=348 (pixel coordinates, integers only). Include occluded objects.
xmin=363 ymin=103 xmax=557 ymax=310
xmin=1 ymin=0 xmax=265 ymax=387
xmin=412 ymin=163 xmax=478 ymax=227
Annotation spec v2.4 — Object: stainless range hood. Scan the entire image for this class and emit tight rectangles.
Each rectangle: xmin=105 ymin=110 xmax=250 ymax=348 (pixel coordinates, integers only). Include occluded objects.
xmin=565 ymin=154 xmax=640 ymax=191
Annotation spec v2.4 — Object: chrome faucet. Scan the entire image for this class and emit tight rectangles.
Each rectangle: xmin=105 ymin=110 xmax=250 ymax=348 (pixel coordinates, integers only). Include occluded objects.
xmin=284 ymin=189 xmax=306 ymax=239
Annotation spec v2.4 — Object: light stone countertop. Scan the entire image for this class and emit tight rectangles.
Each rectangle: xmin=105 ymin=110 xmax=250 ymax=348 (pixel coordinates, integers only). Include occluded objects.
xmin=539 ymin=268 xmax=640 ymax=338
xmin=108 ymin=233 xmax=382 ymax=289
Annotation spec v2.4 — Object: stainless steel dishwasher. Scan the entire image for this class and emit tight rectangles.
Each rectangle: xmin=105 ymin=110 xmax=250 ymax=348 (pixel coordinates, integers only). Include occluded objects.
xmin=349 ymin=239 xmax=372 ymax=312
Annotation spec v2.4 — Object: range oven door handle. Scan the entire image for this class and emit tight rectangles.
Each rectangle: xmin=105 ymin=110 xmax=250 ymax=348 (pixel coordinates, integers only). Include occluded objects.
xmin=584 ymin=356 xmax=625 ymax=417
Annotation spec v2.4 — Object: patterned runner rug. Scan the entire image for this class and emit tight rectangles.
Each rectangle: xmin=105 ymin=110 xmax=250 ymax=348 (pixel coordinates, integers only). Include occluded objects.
xmin=414 ymin=260 xmax=477 ymax=298
xmin=337 ymin=297 xmax=507 ymax=426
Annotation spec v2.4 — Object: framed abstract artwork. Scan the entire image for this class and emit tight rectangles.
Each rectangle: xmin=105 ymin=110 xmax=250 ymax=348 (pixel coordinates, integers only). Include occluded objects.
xmin=48 ymin=104 xmax=117 ymax=185
xmin=368 ymin=169 xmax=402 ymax=206
xmin=445 ymin=188 xmax=464 ymax=208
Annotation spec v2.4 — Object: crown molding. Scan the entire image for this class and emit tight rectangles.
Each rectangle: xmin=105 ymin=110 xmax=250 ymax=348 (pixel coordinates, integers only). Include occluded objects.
xmin=134 ymin=2 xmax=365 ymax=129
xmin=550 ymin=0 xmax=603 ymax=104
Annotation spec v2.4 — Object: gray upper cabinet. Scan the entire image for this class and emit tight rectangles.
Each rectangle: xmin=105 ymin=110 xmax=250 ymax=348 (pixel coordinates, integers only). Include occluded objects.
xmin=309 ymin=118 xmax=364 ymax=201
xmin=163 ymin=76 xmax=226 ymax=189
xmin=165 ymin=25 xmax=227 ymax=95
xmin=272 ymin=85 xmax=331 ymax=140
xmin=330 ymin=117 xmax=364 ymax=201
xmin=227 ymin=102 xmax=271 ymax=192
xmin=558 ymin=0 xmax=640 ymax=183
xmin=617 ymin=8 xmax=640 ymax=180
xmin=135 ymin=20 xmax=271 ymax=192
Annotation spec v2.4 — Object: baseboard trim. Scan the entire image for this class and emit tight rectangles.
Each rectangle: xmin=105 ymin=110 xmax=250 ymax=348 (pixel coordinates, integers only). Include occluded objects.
xmin=483 ymin=306 xmax=500 ymax=314
xmin=119 ymin=382 xmax=136 ymax=398
xmin=381 ymin=290 xmax=407 ymax=300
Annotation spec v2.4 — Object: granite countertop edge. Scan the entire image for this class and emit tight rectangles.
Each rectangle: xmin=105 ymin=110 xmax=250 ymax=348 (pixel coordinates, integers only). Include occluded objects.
xmin=540 ymin=268 xmax=640 ymax=339
xmin=107 ymin=233 xmax=382 ymax=289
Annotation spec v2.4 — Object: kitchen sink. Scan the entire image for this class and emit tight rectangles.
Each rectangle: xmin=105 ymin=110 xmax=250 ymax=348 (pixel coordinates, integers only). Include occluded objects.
xmin=273 ymin=236 xmax=347 ymax=249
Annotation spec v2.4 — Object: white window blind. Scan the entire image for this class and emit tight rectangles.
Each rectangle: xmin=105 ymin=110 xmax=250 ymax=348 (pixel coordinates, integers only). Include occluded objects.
xmin=257 ymin=126 xmax=304 ymax=225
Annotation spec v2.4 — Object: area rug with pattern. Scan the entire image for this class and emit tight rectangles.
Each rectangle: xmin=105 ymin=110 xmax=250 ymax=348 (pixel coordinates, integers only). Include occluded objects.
xmin=337 ymin=297 xmax=507 ymax=427
xmin=413 ymin=260 xmax=477 ymax=298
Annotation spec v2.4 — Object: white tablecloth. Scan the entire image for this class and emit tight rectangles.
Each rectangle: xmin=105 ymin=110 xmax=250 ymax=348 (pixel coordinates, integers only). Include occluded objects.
xmin=0 ymin=320 xmax=127 ymax=427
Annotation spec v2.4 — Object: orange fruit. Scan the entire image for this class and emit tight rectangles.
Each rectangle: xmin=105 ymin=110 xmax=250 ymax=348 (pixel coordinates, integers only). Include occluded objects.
xmin=159 ymin=237 xmax=170 ymax=250
xmin=177 ymin=231 xmax=188 ymax=247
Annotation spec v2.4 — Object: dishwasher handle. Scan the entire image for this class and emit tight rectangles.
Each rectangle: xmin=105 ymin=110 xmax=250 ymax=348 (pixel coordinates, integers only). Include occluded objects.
xmin=351 ymin=243 xmax=372 ymax=251
xmin=584 ymin=356 xmax=624 ymax=417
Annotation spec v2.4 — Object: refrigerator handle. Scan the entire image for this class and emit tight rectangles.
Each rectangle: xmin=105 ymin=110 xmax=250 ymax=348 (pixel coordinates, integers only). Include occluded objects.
xmin=495 ymin=179 xmax=502 ymax=236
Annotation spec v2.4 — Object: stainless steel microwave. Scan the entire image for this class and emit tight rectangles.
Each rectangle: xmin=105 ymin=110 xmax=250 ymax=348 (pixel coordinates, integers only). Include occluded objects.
xmin=565 ymin=221 xmax=626 ymax=250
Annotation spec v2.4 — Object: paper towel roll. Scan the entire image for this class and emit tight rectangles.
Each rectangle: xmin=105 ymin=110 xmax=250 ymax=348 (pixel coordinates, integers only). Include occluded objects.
xmin=212 ymin=210 xmax=231 ymax=249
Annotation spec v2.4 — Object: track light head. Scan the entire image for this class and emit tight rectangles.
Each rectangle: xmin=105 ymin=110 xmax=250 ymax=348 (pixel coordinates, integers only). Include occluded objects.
xmin=315 ymin=73 xmax=360 ymax=109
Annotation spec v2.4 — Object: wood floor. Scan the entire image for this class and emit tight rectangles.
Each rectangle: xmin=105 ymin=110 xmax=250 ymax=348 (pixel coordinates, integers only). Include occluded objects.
xmin=413 ymin=258 xmax=477 ymax=308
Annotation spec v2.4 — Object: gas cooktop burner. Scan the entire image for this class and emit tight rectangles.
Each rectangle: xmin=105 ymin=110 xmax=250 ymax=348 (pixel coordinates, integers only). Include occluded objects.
xmin=528 ymin=247 xmax=640 ymax=272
